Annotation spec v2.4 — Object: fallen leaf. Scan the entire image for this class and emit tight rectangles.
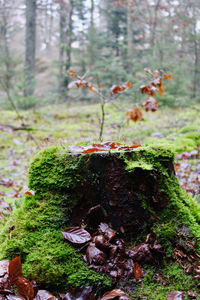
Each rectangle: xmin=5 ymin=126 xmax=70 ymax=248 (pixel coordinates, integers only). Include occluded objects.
xmin=16 ymin=277 xmax=34 ymax=300
xmin=133 ymin=262 xmax=142 ymax=280
xmin=93 ymin=235 xmax=110 ymax=251
xmin=63 ymin=285 xmax=94 ymax=300
xmin=0 ymin=261 xmax=9 ymax=277
xmin=35 ymin=290 xmax=57 ymax=300
xmin=9 ymin=257 xmax=22 ymax=286
xmin=62 ymin=227 xmax=91 ymax=244
xmin=86 ymin=244 xmax=107 ymax=265
xmin=98 ymin=223 xmax=116 ymax=241
xmin=100 ymin=289 xmax=131 ymax=300
xmin=6 ymin=295 xmax=25 ymax=300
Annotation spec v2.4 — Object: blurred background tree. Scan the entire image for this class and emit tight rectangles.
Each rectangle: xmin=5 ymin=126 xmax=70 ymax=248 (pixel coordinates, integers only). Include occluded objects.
xmin=0 ymin=0 xmax=199 ymax=108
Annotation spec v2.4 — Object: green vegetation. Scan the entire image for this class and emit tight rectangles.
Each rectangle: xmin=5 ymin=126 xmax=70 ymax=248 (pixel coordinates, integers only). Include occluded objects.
xmin=134 ymin=263 xmax=198 ymax=299
xmin=0 ymin=104 xmax=199 ymax=297
xmin=0 ymin=142 xmax=200 ymax=296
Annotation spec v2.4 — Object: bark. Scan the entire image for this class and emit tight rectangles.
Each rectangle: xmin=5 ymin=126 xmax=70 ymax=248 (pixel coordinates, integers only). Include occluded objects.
xmin=151 ymin=0 xmax=161 ymax=57
xmin=58 ymin=1 xmax=67 ymax=98
xmin=58 ymin=0 xmax=74 ymax=99
xmin=24 ymin=0 xmax=37 ymax=97
xmin=65 ymin=0 xmax=73 ymax=78
xmin=127 ymin=0 xmax=133 ymax=70
xmin=192 ymin=6 xmax=199 ymax=99
xmin=88 ymin=0 xmax=95 ymax=67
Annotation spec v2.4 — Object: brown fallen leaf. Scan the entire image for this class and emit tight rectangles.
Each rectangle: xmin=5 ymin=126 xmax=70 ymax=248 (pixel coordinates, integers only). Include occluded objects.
xmin=133 ymin=262 xmax=142 ymax=281
xmin=98 ymin=223 xmax=116 ymax=241
xmin=35 ymin=290 xmax=57 ymax=300
xmin=16 ymin=277 xmax=34 ymax=300
xmin=100 ymin=289 xmax=131 ymax=300
xmin=6 ymin=295 xmax=25 ymax=300
xmin=0 ymin=261 xmax=9 ymax=278
xmin=86 ymin=243 xmax=107 ymax=265
xmin=62 ymin=286 xmax=95 ymax=300
xmin=62 ymin=227 xmax=91 ymax=244
xmin=9 ymin=257 xmax=22 ymax=286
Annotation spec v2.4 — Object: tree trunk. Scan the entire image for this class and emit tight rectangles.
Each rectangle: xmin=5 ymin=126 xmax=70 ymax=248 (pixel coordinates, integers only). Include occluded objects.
xmin=24 ymin=0 xmax=37 ymax=97
xmin=127 ymin=0 xmax=133 ymax=71
xmin=88 ymin=0 xmax=95 ymax=67
xmin=151 ymin=0 xmax=161 ymax=57
xmin=192 ymin=6 xmax=199 ymax=99
xmin=58 ymin=0 xmax=74 ymax=100
xmin=64 ymin=0 xmax=74 ymax=84
xmin=58 ymin=1 xmax=67 ymax=99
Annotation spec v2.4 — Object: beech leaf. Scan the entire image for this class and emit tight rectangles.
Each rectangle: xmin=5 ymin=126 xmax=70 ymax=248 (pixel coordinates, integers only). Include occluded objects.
xmin=63 ymin=286 xmax=94 ymax=300
xmin=35 ymin=290 xmax=57 ymax=300
xmin=16 ymin=277 xmax=34 ymax=300
xmin=9 ymin=257 xmax=22 ymax=286
xmin=62 ymin=227 xmax=91 ymax=244
xmin=0 ymin=260 xmax=9 ymax=277
xmin=100 ymin=289 xmax=131 ymax=300
xmin=86 ymin=244 xmax=107 ymax=265
xmin=133 ymin=262 xmax=142 ymax=280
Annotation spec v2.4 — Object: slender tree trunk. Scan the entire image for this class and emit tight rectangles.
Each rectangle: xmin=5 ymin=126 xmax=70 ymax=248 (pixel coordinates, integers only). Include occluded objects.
xmin=192 ymin=7 xmax=199 ymax=99
xmin=88 ymin=0 xmax=95 ymax=67
xmin=192 ymin=35 xmax=198 ymax=99
xmin=24 ymin=0 xmax=37 ymax=97
xmin=127 ymin=0 xmax=133 ymax=71
xmin=151 ymin=0 xmax=161 ymax=57
xmin=65 ymin=0 xmax=74 ymax=80
xmin=59 ymin=1 xmax=67 ymax=99
xmin=58 ymin=0 xmax=74 ymax=100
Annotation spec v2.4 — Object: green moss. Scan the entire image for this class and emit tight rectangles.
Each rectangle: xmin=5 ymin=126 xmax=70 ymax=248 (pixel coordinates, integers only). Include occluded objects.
xmin=0 ymin=147 xmax=111 ymax=291
xmin=134 ymin=263 xmax=197 ymax=299
xmin=122 ymin=146 xmax=200 ymax=256
xmin=144 ymin=127 xmax=200 ymax=154
xmin=144 ymin=137 xmax=197 ymax=154
xmin=125 ymin=161 xmax=153 ymax=172
xmin=0 ymin=145 xmax=200 ymax=294
xmin=22 ymin=230 xmax=110 ymax=291
xmin=28 ymin=146 xmax=85 ymax=192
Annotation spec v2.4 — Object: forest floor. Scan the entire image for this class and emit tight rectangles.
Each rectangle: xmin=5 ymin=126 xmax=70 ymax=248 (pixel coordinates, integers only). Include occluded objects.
xmin=0 ymin=102 xmax=199 ymax=209
xmin=0 ymin=102 xmax=200 ymax=299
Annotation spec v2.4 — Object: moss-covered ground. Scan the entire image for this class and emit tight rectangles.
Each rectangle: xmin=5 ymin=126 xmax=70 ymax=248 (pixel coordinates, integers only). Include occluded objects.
xmin=0 ymin=103 xmax=200 ymax=298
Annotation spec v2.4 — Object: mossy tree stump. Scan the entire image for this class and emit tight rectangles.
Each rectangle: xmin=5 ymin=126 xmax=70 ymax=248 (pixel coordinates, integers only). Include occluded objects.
xmin=0 ymin=146 xmax=200 ymax=292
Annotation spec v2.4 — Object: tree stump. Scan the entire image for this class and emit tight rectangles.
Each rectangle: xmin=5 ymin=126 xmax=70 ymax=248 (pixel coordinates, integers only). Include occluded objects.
xmin=0 ymin=146 xmax=199 ymax=292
